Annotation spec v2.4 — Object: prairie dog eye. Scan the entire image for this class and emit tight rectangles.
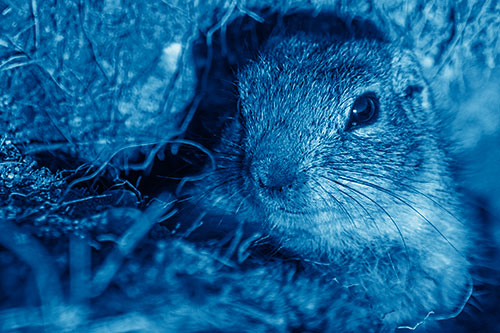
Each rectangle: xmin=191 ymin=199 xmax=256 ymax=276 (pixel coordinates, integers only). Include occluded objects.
xmin=347 ymin=93 xmax=379 ymax=129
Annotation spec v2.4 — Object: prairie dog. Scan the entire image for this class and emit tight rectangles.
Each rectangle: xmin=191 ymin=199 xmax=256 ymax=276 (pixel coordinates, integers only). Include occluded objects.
xmin=185 ymin=13 xmax=474 ymax=330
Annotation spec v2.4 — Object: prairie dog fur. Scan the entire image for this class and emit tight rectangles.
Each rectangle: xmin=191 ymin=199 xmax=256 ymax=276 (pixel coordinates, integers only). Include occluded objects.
xmin=185 ymin=13 xmax=475 ymax=330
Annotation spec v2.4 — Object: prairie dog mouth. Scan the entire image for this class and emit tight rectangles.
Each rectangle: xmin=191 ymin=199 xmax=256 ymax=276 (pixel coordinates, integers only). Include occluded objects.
xmin=278 ymin=206 xmax=308 ymax=215
xmin=276 ymin=203 xmax=334 ymax=216
xmin=252 ymin=190 xmax=330 ymax=217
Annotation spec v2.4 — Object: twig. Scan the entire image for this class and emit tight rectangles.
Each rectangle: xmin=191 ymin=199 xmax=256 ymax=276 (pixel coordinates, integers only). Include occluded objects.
xmin=30 ymin=0 xmax=40 ymax=52
xmin=91 ymin=202 xmax=173 ymax=297
xmin=70 ymin=235 xmax=90 ymax=317
xmin=60 ymin=139 xmax=179 ymax=200
xmin=78 ymin=0 xmax=111 ymax=83
xmin=398 ymin=311 xmax=434 ymax=330
xmin=237 ymin=5 xmax=265 ymax=23
xmin=58 ymin=194 xmax=113 ymax=207
xmin=206 ymin=0 xmax=237 ymax=47
xmin=0 ymin=219 xmax=63 ymax=327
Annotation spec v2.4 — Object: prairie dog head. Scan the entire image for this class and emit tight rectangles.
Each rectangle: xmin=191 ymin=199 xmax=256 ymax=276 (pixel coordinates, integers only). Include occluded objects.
xmin=210 ymin=35 xmax=460 ymax=253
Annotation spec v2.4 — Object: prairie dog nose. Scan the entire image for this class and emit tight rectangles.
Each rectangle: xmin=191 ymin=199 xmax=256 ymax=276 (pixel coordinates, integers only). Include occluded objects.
xmin=251 ymin=158 xmax=298 ymax=192
xmin=248 ymin=137 xmax=309 ymax=196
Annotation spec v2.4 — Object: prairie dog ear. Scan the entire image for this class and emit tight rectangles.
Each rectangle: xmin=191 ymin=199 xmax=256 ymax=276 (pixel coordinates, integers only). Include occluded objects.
xmin=391 ymin=49 xmax=434 ymax=122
